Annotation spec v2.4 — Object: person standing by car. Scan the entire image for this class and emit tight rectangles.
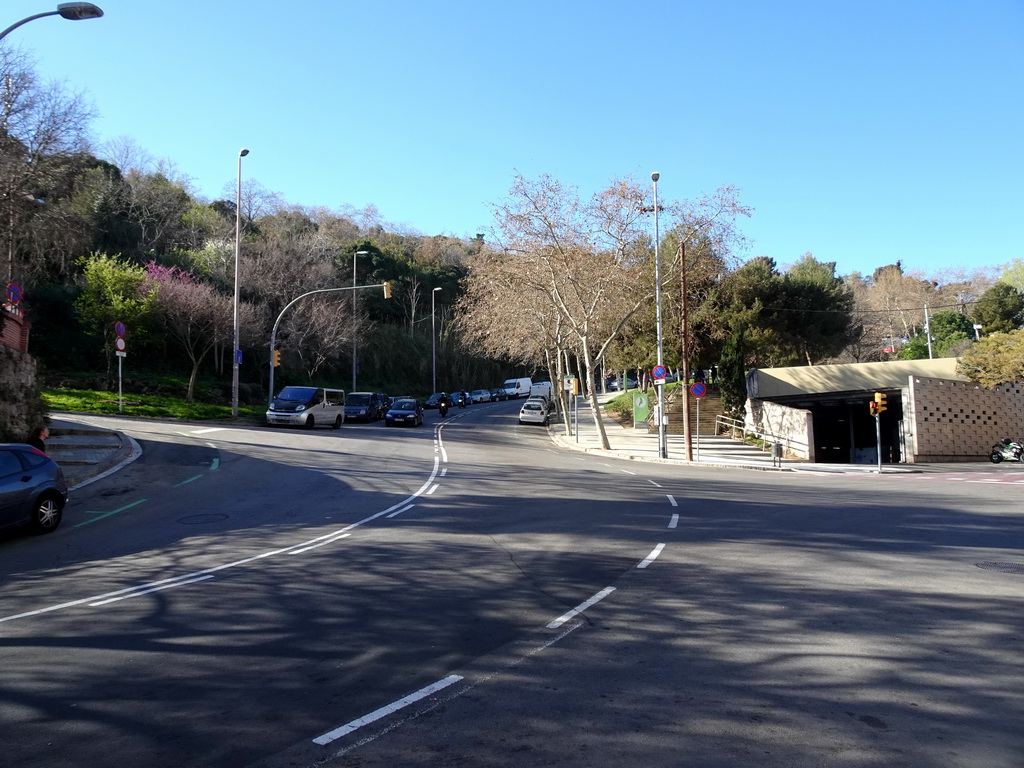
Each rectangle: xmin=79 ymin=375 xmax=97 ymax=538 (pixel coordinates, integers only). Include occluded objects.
xmin=27 ymin=425 xmax=49 ymax=453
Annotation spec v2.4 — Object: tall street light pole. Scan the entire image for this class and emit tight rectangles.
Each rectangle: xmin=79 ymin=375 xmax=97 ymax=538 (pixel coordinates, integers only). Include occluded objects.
xmin=431 ymin=286 xmax=442 ymax=393
xmin=1 ymin=3 xmax=104 ymax=42
xmin=231 ymin=148 xmax=248 ymax=418
xmin=351 ymin=250 xmax=368 ymax=391
xmin=652 ymin=172 xmax=668 ymax=459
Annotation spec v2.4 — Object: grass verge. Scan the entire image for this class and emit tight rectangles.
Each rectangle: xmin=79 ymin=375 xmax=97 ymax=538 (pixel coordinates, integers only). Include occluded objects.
xmin=43 ymin=388 xmax=265 ymax=422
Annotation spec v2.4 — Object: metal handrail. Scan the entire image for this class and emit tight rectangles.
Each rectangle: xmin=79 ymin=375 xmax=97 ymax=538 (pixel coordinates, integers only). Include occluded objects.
xmin=714 ymin=415 xmax=789 ymax=455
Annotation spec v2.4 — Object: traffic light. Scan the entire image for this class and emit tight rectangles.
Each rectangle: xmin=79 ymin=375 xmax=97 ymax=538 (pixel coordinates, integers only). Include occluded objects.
xmin=383 ymin=281 xmax=392 ymax=299
xmin=874 ymin=392 xmax=888 ymax=413
xmin=869 ymin=401 xmax=879 ymax=416
xmin=273 ymin=349 xmax=281 ymax=367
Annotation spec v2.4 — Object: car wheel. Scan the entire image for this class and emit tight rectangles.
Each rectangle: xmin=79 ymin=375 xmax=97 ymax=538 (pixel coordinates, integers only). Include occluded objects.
xmin=31 ymin=494 xmax=63 ymax=534
xmin=306 ymin=415 xmax=316 ymax=429
xmin=333 ymin=415 xmax=342 ymax=429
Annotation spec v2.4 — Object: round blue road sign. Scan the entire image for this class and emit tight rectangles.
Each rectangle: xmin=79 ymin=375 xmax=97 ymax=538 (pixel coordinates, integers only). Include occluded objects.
xmin=690 ymin=382 xmax=707 ymax=398
xmin=652 ymin=364 xmax=667 ymax=380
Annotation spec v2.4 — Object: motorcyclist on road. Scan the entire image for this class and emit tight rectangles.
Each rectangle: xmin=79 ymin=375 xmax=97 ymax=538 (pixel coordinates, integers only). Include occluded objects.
xmin=439 ymin=398 xmax=449 ymax=417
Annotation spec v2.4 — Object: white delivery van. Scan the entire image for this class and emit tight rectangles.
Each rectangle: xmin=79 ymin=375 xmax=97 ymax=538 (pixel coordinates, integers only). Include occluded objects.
xmin=266 ymin=386 xmax=346 ymax=429
xmin=530 ymin=381 xmax=552 ymax=401
xmin=502 ymin=377 xmax=532 ymax=399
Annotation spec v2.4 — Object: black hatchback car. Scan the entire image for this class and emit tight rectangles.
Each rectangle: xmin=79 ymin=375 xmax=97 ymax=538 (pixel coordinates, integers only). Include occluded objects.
xmin=0 ymin=444 xmax=68 ymax=535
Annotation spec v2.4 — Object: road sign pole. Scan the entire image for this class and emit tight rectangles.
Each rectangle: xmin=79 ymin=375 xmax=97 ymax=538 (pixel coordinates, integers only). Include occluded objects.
xmin=118 ymin=354 xmax=123 ymax=414
xmin=696 ymin=395 xmax=700 ymax=462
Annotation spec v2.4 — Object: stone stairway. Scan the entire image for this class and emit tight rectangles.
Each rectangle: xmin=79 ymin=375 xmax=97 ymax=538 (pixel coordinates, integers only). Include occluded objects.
xmin=46 ymin=423 xmax=134 ymax=486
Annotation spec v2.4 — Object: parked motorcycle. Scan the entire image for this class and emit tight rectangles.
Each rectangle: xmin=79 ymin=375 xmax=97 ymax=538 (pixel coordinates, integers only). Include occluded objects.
xmin=989 ymin=438 xmax=1024 ymax=463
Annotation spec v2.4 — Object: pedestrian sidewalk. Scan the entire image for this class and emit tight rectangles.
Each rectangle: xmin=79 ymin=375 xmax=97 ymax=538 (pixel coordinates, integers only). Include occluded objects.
xmin=546 ymin=393 xmax=915 ymax=474
xmin=46 ymin=415 xmax=142 ymax=489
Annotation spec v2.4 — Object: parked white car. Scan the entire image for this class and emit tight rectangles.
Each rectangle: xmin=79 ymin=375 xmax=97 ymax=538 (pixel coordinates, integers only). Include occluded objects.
xmin=525 ymin=395 xmax=551 ymax=413
xmin=470 ymin=389 xmax=492 ymax=403
xmin=518 ymin=400 xmax=549 ymax=426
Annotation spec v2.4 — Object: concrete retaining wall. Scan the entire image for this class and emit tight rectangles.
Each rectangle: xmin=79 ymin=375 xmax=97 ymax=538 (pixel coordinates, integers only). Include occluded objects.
xmin=744 ymin=399 xmax=813 ymax=460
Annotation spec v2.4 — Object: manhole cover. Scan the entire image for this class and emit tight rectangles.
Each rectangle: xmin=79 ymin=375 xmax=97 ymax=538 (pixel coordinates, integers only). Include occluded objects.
xmin=179 ymin=513 xmax=229 ymax=525
xmin=976 ymin=562 xmax=1024 ymax=574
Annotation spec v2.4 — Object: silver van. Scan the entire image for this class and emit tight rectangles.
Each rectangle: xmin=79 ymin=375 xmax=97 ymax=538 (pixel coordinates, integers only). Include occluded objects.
xmin=266 ymin=386 xmax=346 ymax=429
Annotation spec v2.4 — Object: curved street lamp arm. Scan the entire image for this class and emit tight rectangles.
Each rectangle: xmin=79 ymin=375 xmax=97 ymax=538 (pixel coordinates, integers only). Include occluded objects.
xmin=0 ymin=12 xmax=59 ymax=42
xmin=266 ymin=284 xmax=385 ymax=408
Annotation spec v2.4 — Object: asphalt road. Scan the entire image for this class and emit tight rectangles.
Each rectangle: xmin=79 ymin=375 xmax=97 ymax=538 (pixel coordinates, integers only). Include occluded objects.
xmin=1 ymin=401 xmax=1023 ymax=767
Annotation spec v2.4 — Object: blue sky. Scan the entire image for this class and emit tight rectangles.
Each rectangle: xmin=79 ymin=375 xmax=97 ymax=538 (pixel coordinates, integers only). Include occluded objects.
xmin=7 ymin=0 xmax=1023 ymax=279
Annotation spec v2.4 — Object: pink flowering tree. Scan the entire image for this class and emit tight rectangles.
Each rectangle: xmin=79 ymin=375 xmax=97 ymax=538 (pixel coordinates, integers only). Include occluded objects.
xmin=145 ymin=262 xmax=233 ymax=402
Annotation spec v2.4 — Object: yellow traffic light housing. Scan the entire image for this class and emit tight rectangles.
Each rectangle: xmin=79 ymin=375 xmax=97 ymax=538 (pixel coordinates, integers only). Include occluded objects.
xmin=273 ymin=349 xmax=281 ymax=367
xmin=869 ymin=401 xmax=879 ymax=416
xmin=874 ymin=392 xmax=888 ymax=413
xmin=383 ymin=281 xmax=392 ymax=299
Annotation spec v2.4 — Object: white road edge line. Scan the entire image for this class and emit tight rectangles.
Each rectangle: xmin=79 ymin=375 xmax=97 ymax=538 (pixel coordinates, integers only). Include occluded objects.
xmin=191 ymin=428 xmax=225 ymax=434
xmin=89 ymin=575 xmax=215 ymax=606
xmin=620 ymin=469 xmax=636 ymax=475
xmin=1 ymin=456 xmax=445 ymax=625
xmin=313 ymin=675 xmax=464 ymax=745
xmin=288 ymin=533 xmax=352 ymax=555
xmin=637 ymin=543 xmax=665 ymax=569
xmin=386 ymin=504 xmax=415 ymax=519
xmin=546 ymin=586 xmax=616 ymax=629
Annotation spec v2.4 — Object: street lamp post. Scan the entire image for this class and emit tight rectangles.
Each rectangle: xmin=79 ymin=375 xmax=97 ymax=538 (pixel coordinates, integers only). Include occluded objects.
xmin=1 ymin=3 xmax=103 ymax=42
xmin=351 ymin=250 xmax=368 ymax=391
xmin=431 ymin=287 xmax=442 ymax=392
xmin=652 ymin=172 xmax=667 ymax=459
xmin=231 ymin=148 xmax=249 ymax=418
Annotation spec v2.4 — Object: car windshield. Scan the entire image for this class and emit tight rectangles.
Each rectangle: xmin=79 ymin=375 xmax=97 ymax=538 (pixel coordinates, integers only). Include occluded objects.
xmin=392 ymin=399 xmax=417 ymax=409
xmin=523 ymin=403 xmax=542 ymax=411
xmin=346 ymin=394 xmax=371 ymax=406
xmin=277 ymin=386 xmax=317 ymax=402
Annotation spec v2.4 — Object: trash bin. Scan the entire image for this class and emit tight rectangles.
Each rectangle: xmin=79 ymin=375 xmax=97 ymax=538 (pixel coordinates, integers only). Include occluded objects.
xmin=771 ymin=443 xmax=782 ymax=467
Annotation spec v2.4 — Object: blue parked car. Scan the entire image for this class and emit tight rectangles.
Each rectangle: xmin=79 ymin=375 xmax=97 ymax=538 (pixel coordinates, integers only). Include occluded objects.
xmin=0 ymin=444 xmax=67 ymax=535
